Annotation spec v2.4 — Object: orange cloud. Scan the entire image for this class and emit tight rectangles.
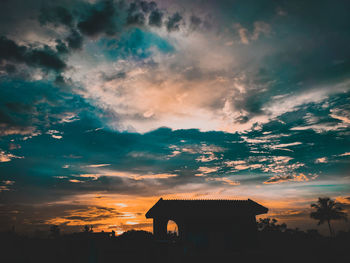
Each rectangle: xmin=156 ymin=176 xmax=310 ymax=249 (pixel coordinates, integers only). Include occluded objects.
xmin=205 ymin=177 xmax=240 ymax=186
xmin=77 ymin=170 xmax=178 ymax=181
xmin=264 ymin=173 xmax=309 ymax=184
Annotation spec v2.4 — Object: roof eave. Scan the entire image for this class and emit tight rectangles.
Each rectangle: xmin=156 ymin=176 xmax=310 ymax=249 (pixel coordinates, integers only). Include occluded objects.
xmin=145 ymin=197 xmax=163 ymax=218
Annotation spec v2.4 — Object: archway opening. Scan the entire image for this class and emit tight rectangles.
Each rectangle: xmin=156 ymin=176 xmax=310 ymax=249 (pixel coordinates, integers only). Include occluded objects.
xmin=167 ymin=220 xmax=179 ymax=240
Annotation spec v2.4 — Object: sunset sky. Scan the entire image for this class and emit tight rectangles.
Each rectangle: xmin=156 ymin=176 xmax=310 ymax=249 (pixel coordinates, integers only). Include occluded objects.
xmin=0 ymin=0 xmax=349 ymax=235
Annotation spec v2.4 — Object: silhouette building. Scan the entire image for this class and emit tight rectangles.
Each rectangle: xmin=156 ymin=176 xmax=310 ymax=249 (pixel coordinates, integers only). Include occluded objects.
xmin=146 ymin=198 xmax=268 ymax=249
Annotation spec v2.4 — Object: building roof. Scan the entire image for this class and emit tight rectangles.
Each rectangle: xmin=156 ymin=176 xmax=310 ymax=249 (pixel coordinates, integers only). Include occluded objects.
xmin=145 ymin=198 xmax=268 ymax=219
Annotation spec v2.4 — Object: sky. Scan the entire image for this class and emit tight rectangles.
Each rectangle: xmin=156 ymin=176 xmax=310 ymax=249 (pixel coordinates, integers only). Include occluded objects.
xmin=0 ymin=0 xmax=349 ymax=235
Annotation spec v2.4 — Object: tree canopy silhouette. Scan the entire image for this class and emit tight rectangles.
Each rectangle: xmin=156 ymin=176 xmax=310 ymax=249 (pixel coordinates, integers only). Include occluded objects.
xmin=257 ymin=218 xmax=287 ymax=232
xmin=83 ymin=225 xmax=94 ymax=233
xmin=310 ymin=197 xmax=347 ymax=236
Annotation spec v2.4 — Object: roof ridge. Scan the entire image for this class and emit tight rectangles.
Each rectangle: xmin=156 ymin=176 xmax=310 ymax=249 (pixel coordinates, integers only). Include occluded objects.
xmin=162 ymin=199 xmax=249 ymax=201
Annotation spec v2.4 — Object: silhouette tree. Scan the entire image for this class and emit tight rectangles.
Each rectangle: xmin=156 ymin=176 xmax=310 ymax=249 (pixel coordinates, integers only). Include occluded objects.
xmin=310 ymin=197 xmax=347 ymax=236
xmin=257 ymin=218 xmax=287 ymax=232
xmin=83 ymin=225 xmax=94 ymax=233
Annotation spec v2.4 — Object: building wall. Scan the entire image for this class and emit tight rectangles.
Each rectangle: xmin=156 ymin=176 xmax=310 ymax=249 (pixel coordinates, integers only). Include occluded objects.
xmin=153 ymin=215 xmax=259 ymax=250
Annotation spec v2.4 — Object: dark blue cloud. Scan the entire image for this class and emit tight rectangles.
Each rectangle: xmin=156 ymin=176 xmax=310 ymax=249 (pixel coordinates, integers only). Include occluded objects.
xmin=148 ymin=9 xmax=163 ymax=27
xmin=166 ymin=12 xmax=182 ymax=32
xmin=0 ymin=36 xmax=66 ymax=73
xmin=39 ymin=5 xmax=73 ymax=27
xmin=77 ymin=0 xmax=118 ymax=37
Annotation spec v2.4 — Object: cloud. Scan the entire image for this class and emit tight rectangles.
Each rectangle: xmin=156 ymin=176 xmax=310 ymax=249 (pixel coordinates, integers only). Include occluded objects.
xmin=0 ymin=36 xmax=66 ymax=73
xmin=0 ymin=202 xmax=125 ymax=232
xmin=139 ymin=1 xmax=157 ymax=13
xmin=149 ymin=9 xmax=163 ymax=27
xmin=0 ymin=79 xmax=98 ymax=137
xmin=234 ymin=21 xmax=271 ymax=44
xmin=46 ymin=130 xmax=63 ymax=139
xmin=195 ymin=152 xmax=218 ymax=162
xmin=235 ymin=24 xmax=250 ymax=44
xmin=315 ymin=157 xmax=328 ymax=164
xmin=126 ymin=0 xmax=161 ymax=27
xmin=0 ymin=116 xmax=348 ymax=231
xmin=36 ymin=0 xmax=172 ymax=43
xmin=2 ymin=91 xmax=344 ymax=210
xmin=47 ymin=0 xmax=347 ymax=135
xmin=66 ymin=29 xmax=84 ymax=50
xmin=206 ymin=177 xmax=240 ymax=186
xmin=134 ymin=173 xmax=178 ymax=180
xmin=69 ymin=179 xmax=83 ymax=183
xmin=29 ymin=0 xmax=180 ymax=65
xmin=330 ymin=110 xmax=350 ymax=124
xmin=77 ymin=0 xmax=117 ymax=37
xmin=0 ymin=180 xmax=15 ymax=192
xmin=189 ymin=15 xmax=202 ymax=31
xmin=234 ymin=164 xmax=250 ymax=170
xmin=269 ymin=142 xmax=302 ymax=152
xmin=0 ymin=0 xmax=350 ymax=234
xmin=3 ymin=180 xmax=15 ymax=185
xmin=0 ymin=151 xmax=23 ymax=162
xmin=264 ymin=173 xmax=309 ymax=184
xmin=127 ymin=12 xmax=145 ymax=26
xmin=195 ymin=166 xmax=219 ymax=176
xmin=251 ymin=21 xmax=271 ymax=40
xmin=39 ymin=6 xmax=73 ymax=27
xmin=85 ymin=164 xmax=111 ymax=168
xmin=224 ymin=160 xmax=246 ymax=166
xmin=77 ymin=170 xmax=178 ymax=181
xmin=126 ymin=2 xmax=146 ymax=26
xmin=166 ymin=12 xmax=182 ymax=32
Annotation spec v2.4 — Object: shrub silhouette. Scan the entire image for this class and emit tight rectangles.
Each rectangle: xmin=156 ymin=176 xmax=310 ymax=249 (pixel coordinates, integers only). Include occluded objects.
xmin=257 ymin=218 xmax=287 ymax=232
xmin=117 ymin=230 xmax=153 ymax=241
xmin=83 ymin=225 xmax=94 ymax=233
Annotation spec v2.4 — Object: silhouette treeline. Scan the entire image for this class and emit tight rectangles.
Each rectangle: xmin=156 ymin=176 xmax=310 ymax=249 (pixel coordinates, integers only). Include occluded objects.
xmin=1 ymin=219 xmax=350 ymax=263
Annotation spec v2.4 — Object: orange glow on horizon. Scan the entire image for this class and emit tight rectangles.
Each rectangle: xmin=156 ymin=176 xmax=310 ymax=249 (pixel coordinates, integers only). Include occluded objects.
xmin=42 ymin=192 xmax=350 ymax=235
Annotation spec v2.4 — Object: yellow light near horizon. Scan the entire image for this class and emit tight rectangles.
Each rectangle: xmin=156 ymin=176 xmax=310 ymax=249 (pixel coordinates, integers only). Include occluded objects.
xmin=44 ymin=193 xmax=350 ymax=236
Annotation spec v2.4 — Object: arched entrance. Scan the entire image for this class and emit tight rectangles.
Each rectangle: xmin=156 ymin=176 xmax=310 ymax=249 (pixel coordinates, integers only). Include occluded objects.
xmin=167 ymin=220 xmax=179 ymax=237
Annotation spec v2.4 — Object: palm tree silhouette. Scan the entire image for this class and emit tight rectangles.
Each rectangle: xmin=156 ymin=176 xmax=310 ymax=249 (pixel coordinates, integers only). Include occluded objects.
xmin=310 ymin=197 xmax=347 ymax=236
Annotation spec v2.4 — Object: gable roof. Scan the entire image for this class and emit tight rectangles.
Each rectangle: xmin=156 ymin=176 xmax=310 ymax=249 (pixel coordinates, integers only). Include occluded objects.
xmin=145 ymin=198 xmax=268 ymax=219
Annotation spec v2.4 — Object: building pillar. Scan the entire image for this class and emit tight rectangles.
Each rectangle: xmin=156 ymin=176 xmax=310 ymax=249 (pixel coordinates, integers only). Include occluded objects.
xmin=153 ymin=217 xmax=168 ymax=240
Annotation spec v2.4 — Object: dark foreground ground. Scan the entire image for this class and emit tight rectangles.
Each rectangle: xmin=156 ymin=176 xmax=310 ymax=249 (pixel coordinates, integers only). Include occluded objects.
xmin=1 ymin=229 xmax=350 ymax=263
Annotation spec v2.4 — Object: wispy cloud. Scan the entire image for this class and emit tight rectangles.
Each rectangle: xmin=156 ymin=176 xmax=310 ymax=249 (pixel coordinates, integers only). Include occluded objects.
xmin=85 ymin=164 xmax=111 ymax=168
xmin=206 ymin=177 xmax=240 ymax=186
xmin=0 ymin=151 xmax=23 ymax=162
xmin=77 ymin=170 xmax=178 ymax=181
xmin=195 ymin=166 xmax=220 ymax=176
xmin=264 ymin=174 xmax=310 ymax=184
